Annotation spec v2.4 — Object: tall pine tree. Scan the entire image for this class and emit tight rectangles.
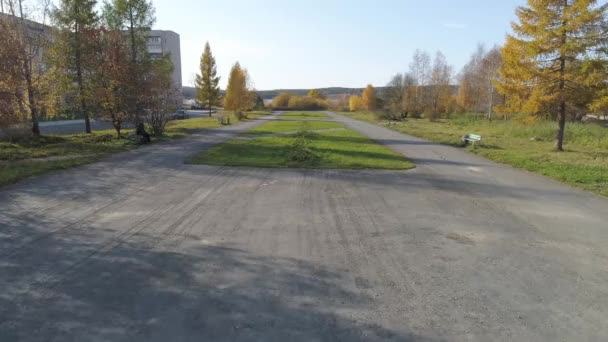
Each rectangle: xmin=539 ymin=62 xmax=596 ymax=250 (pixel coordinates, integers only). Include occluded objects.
xmin=51 ymin=0 xmax=99 ymax=133
xmin=195 ymin=42 xmax=220 ymax=117
xmin=496 ymin=0 xmax=607 ymax=151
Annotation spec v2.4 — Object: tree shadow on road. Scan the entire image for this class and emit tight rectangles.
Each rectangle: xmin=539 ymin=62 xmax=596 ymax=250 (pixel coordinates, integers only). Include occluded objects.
xmin=0 ymin=212 xmax=433 ymax=342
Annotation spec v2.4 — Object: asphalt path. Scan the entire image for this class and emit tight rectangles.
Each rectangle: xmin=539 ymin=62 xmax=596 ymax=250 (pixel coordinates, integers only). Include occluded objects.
xmin=36 ymin=110 xmax=214 ymax=135
xmin=1 ymin=111 xmax=607 ymax=341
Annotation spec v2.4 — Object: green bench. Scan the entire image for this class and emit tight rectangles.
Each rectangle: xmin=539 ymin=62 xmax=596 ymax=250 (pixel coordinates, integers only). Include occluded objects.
xmin=462 ymin=133 xmax=482 ymax=146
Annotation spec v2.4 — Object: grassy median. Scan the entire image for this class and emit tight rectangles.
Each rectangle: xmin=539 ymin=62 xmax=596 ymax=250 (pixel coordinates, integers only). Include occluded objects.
xmin=340 ymin=111 xmax=608 ymax=196
xmin=190 ymin=112 xmax=414 ymax=170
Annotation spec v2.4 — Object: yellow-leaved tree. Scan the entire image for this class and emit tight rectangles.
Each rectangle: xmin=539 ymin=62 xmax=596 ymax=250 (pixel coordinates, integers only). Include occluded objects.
xmin=271 ymin=93 xmax=291 ymax=108
xmin=224 ymin=62 xmax=250 ymax=119
xmin=362 ymin=84 xmax=376 ymax=111
xmin=496 ymin=0 xmax=607 ymax=151
xmin=349 ymin=95 xmax=365 ymax=112
xmin=307 ymin=89 xmax=325 ymax=100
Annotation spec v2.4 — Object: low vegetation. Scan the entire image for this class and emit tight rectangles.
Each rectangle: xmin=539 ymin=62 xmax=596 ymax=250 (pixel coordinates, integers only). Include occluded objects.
xmin=340 ymin=111 xmax=608 ymax=196
xmin=191 ymin=112 xmax=414 ymax=170
xmin=0 ymin=114 xmax=269 ymax=186
xmin=246 ymin=119 xmax=342 ymax=136
xmin=280 ymin=111 xmax=328 ymax=119
xmin=0 ymin=132 xmax=134 ymax=186
xmin=270 ymin=91 xmax=329 ymax=110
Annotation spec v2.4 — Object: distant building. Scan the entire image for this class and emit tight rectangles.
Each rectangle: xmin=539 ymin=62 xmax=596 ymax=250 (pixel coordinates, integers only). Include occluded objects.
xmin=1 ymin=14 xmax=182 ymax=88
xmin=147 ymin=30 xmax=182 ymax=88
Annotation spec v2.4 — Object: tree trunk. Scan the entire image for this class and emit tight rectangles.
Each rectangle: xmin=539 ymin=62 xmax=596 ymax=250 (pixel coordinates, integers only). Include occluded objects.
xmin=555 ymin=101 xmax=566 ymax=151
xmin=25 ymin=69 xmax=40 ymax=136
xmin=128 ymin=7 xmax=137 ymax=64
xmin=127 ymin=6 xmax=143 ymax=129
xmin=74 ymin=21 xmax=91 ymax=134
xmin=208 ymin=100 xmax=212 ymax=117
xmin=555 ymin=3 xmax=568 ymax=152
xmin=18 ymin=0 xmax=40 ymax=136
xmin=487 ymin=78 xmax=494 ymax=121
xmin=113 ymin=122 xmax=121 ymax=138
xmin=77 ymin=64 xmax=91 ymax=133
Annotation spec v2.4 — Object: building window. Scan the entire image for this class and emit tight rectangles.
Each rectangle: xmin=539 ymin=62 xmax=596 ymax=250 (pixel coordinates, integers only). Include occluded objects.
xmin=147 ymin=36 xmax=162 ymax=54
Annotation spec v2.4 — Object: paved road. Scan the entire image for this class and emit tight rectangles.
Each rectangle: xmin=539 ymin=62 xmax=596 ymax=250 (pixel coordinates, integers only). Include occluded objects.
xmin=37 ymin=111 xmax=213 ymax=135
xmin=1 ymin=112 xmax=607 ymax=341
xmin=38 ymin=119 xmax=123 ymax=135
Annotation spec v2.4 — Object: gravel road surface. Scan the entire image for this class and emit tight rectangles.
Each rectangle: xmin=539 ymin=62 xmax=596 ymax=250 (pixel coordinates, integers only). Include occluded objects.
xmin=1 ymin=111 xmax=607 ymax=341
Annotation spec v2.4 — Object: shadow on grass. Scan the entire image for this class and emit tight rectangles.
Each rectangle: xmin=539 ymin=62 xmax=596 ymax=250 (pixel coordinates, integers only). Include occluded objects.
xmin=0 ymin=210 xmax=430 ymax=341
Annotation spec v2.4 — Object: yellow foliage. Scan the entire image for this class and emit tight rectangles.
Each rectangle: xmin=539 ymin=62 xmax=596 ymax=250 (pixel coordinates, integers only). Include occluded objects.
xmin=307 ymin=89 xmax=325 ymax=100
xmin=286 ymin=96 xmax=327 ymax=110
xmin=224 ymin=62 xmax=249 ymax=116
xmin=362 ymin=84 xmax=376 ymax=111
xmin=349 ymin=95 xmax=365 ymax=112
xmin=271 ymin=93 xmax=291 ymax=108
xmin=272 ymin=92 xmax=327 ymax=110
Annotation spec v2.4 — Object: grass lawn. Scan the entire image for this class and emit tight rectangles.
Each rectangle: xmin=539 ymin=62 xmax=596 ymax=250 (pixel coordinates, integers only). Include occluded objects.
xmin=280 ymin=111 xmax=328 ymax=120
xmin=165 ymin=110 xmax=272 ymax=138
xmin=247 ymin=119 xmax=343 ymax=136
xmin=0 ymin=132 xmax=135 ymax=186
xmin=190 ymin=114 xmax=414 ymax=170
xmin=340 ymin=111 xmax=608 ymax=197
xmin=0 ymin=112 xmax=271 ymax=187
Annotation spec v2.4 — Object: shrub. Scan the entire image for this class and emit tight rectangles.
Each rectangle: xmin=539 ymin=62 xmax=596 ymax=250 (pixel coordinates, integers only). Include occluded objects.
xmin=287 ymin=96 xmax=327 ymax=110
xmin=288 ymin=131 xmax=318 ymax=165
xmin=328 ymin=95 xmax=350 ymax=112
xmin=349 ymin=96 xmax=365 ymax=112
xmin=272 ymin=93 xmax=291 ymax=108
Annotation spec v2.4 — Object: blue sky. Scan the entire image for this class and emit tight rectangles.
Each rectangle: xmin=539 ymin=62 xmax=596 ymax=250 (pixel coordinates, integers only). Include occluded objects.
xmin=153 ymin=0 xmax=527 ymax=90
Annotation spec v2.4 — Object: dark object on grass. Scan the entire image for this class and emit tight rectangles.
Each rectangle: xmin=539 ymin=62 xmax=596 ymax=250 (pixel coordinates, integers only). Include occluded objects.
xmin=136 ymin=123 xmax=151 ymax=144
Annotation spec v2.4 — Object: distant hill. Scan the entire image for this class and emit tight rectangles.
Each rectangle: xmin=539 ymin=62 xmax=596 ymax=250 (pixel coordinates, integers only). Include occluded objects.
xmin=254 ymin=87 xmax=369 ymax=100
xmin=182 ymin=85 xmax=457 ymax=100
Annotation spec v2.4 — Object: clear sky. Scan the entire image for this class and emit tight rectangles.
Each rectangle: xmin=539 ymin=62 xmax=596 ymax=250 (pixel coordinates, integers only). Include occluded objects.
xmin=153 ymin=0 xmax=527 ymax=90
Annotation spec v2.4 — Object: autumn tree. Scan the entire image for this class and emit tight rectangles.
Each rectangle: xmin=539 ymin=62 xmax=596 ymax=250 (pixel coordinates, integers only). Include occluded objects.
xmin=349 ymin=95 xmax=365 ymax=112
xmin=141 ymin=55 xmax=177 ymax=136
xmin=496 ymin=0 xmax=607 ymax=151
xmin=2 ymin=0 xmax=52 ymax=136
xmin=587 ymin=58 xmax=608 ymax=118
xmin=271 ymin=92 xmax=291 ymax=108
xmin=429 ymin=51 xmax=453 ymax=117
xmin=103 ymin=0 xmax=155 ymax=135
xmin=0 ymin=15 xmax=25 ymax=129
xmin=224 ymin=62 xmax=250 ymax=119
xmin=383 ymin=74 xmax=406 ymax=119
xmin=51 ymin=0 xmax=99 ymax=134
xmin=251 ymin=92 xmax=265 ymax=110
xmin=402 ymin=73 xmax=418 ymax=116
xmin=195 ymin=42 xmax=220 ymax=117
xmin=307 ymin=89 xmax=325 ymax=100
xmin=92 ymin=27 xmax=131 ymax=136
xmin=409 ymin=49 xmax=431 ymax=116
xmin=458 ymin=45 xmax=503 ymax=118
xmin=362 ymin=84 xmax=376 ymax=111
